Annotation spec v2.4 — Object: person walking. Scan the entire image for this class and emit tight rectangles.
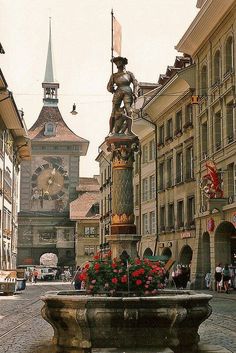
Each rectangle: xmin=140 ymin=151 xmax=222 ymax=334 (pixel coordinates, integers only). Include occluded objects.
xmin=215 ymin=263 xmax=223 ymax=292
xmin=33 ymin=268 xmax=39 ymax=284
xmin=222 ymin=264 xmax=231 ymax=293
xmin=72 ymin=266 xmax=82 ymax=290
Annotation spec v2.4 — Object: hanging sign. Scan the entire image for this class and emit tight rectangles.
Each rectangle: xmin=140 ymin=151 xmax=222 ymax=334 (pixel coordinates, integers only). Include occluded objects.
xmin=207 ymin=218 xmax=215 ymax=232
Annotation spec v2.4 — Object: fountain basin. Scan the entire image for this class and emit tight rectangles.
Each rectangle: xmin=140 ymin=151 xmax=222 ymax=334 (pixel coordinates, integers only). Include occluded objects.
xmin=41 ymin=290 xmax=212 ymax=353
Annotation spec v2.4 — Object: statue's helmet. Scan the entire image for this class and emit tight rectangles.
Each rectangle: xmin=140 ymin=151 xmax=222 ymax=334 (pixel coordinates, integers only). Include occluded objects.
xmin=111 ymin=56 xmax=128 ymax=65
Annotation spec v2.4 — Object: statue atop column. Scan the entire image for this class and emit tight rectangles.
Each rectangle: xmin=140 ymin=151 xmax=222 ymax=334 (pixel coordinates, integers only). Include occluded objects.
xmin=107 ymin=56 xmax=139 ymax=135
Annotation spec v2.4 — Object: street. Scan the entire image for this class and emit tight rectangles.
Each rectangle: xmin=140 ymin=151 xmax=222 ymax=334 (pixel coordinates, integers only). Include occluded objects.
xmin=0 ymin=283 xmax=236 ymax=353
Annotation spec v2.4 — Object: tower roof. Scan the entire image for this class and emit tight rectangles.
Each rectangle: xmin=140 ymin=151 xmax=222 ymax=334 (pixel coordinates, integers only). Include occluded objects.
xmin=28 ymin=106 xmax=89 ymax=153
xmin=43 ymin=18 xmax=56 ymax=83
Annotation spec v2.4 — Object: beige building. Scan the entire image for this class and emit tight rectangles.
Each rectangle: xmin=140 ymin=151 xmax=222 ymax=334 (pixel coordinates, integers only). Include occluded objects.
xmin=134 ymin=57 xmax=195 ymax=267
xmin=0 ymin=67 xmax=31 ymax=269
xmin=70 ymin=177 xmax=100 ymax=266
xmin=176 ymin=0 xmax=236 ymax=288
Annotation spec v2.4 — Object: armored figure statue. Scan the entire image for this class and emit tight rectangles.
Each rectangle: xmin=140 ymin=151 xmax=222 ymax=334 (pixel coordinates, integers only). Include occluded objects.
xmin=107 ymin=56 xmax=138 ymax=134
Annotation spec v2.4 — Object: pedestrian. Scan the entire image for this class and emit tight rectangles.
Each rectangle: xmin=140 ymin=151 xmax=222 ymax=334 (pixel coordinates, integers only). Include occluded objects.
xmin=33 ymin=268 xmax=38 ymax=284
xmin=205 ymin=272 xmax=211 ymax=289
xmin=72 ymin=266 xmax=82 ymax=290
xmin=222 ymin=264 xmax=231 ymax=293
xmin=215 ymin=263 xmax=223 ymax=292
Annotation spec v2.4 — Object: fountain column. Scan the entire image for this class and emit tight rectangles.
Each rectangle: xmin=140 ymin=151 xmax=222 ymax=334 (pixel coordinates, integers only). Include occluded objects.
xmin=105 ymin=134 xmax=141 ymax=259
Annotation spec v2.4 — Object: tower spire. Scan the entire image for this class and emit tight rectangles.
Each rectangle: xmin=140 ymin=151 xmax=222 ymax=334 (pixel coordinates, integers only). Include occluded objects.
xmin=42 ymin=18 xmax=59 ymax=106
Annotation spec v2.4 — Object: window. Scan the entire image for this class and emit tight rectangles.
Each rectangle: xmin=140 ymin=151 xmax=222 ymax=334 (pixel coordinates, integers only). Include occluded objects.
xmin=201 ymin=65 xmax=208 ymax=96
xmin=168 ymin=204 xmax=174 ymax=229
xmin=142 ymin=144 xmax=148 ymax=163
xmin=135 ymin=184 xmax=139 ymax=206
xmin=159 ymin=162 xmax=164 ymax=190
xmin=149 ymin=175 xmax=155 ymax=199
xmin=84 ymin=246 xmax=95 ymax=255
xmin=142 ymin=178 xmax=148 ymax=201
xmin=213 ymin=50 xmax=221 ymax=83
xmin=142 ymin=213 xmax=148 ymax=234
xmin=84 ymin=227 xmax=97 ymax=236
xmin=185 ymin=104 xmax=193 ymax=125
xmin=149 ymin=139 xmax=156 ymax=161
xmin=160 ymin=206 xmax=165 ymax=231
xmin=175 ymin=110 xmax=182 ymax=132
xmin=214 ymin=111 xmax=222 ymax=150
xmin=201 ymin=122 xmax=208 ymax=159
xmin=167 ymin=158 xmax=173 ymax=187
xmin=226 ymin=102 xmax=234 ymax=143
xmin=134 ymin=155 xmax=139 ymax=174
xmin=159 ymin=125 xmax=164 ymax=144
xmin=177 ymin=200 xmax=184 ymax=228
xmin=166 ymin=118 xmax=173 ymax=139
xmin=149 ymin=211 xmax=156 ymax=234
xmin=187 ymin=196 xmax=195 ymax=226
xmin=227 ymin=163 xmax=236 ymax=200
xmin=44 ymin=122 xmax=55 ymax=136
xmin=136 ymin=216 xmax=140 ymax=235
xmin=225 ymin=36 xmax=233 ymax=73
xmin=186 ymin=146 xmax=194 ymax=180
xmin=176 ymin=152 xmax=183 ymax=183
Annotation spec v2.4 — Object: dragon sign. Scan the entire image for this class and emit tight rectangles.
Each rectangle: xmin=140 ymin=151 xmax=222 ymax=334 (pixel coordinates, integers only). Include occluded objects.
xmin=200 ymin=160 xmax=223 ymax=199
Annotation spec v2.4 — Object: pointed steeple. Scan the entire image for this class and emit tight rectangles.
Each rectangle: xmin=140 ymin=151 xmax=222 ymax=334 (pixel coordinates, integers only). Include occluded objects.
xmin=42 ymin=18 xmax=59 ymax=106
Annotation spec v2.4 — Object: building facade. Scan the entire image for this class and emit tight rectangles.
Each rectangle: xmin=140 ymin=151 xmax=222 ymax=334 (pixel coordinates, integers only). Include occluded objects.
xmin=70 ymin=177 xmax=100 ymax=266
xmin=0 ymin=68 xmax=30 ymax=269
xmin=176 ymin=0 xmax=236 ymax=288
xmin=17 ymin=25 xmax=89 ymax=268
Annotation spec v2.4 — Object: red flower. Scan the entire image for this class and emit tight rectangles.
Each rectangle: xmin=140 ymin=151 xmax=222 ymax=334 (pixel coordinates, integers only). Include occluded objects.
xmin=135 ymin=259 xmax=141 ymax=265
xmin=84 ymin=263 xmax=90 ymax=269
xmin=111 ymin=277 xmax=118 ymax=284
xmin=136 ymin=279 xmax=142 ymax=286
xmin=79 ymin=272 xmax=87 ymax=281
xmin=121 ymin=275 xmax=128 ymax=283
xmin=111 ymin=263 xmax=117 ymax=268
xmin=93 ymin=254 xmax=100 ymax=260
xmin=94 ymin=263 xmax=100 ymax=271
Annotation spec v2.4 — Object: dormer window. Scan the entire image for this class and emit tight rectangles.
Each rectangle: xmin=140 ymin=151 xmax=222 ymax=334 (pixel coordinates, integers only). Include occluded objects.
xmin=44 ymin=122 xmax=56 ymax=136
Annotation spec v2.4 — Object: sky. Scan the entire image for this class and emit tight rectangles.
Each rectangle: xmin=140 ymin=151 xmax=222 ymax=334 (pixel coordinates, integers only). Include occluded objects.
xmin=0 ymin=0 xmax=199 ymax=177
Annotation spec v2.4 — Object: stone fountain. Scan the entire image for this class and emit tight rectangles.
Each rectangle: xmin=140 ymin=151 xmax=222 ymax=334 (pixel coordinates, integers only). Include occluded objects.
xmin=41 ymin=57 xmax=214 ymax=353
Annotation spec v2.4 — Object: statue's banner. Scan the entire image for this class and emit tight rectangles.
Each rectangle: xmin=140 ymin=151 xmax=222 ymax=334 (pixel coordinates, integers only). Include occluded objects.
xmin=113 ymin=16 xmax=121 ymax=56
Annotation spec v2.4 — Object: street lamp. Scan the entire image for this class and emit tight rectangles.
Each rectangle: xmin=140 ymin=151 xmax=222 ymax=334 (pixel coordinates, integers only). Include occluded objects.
xmin=70 ymin=103 xmax=78 ymax=115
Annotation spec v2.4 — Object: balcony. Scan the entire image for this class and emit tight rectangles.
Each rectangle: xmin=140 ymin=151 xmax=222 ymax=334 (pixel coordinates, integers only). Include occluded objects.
xmin=215 ymin=141 xmax=222 ymax=151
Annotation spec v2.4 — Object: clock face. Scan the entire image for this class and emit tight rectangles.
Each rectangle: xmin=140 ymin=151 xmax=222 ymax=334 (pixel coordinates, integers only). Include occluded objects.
xmin=31 ymin=163 xmax=69 ymax=200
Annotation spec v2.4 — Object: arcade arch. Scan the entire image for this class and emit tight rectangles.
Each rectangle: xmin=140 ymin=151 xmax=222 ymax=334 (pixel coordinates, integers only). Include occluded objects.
xmin=143 ymin=248 xmax=153 ymax=257
xmin=179 ymin=245 xmax=193 ymax=266
xmin=214 ymin=221 xmax=236 ymax=266
xmin=40 ymin=253 xmax=58 ymax=267
xmin=162 ymin=247 xmax=172 ymax=259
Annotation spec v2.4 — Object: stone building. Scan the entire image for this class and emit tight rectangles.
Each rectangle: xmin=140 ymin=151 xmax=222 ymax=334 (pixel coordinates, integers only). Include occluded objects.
xmin=70 ymin=177 xmax=100 ymax=266
xmin=175 ymin=0 xmax=236 ymax=288
xmin=17 ymin=25 xmax=89 ymax=267
xmin=134 ymin=57 xmax=194 ymax=266
xmin=0 ymin=68 xmax=30 ymax=269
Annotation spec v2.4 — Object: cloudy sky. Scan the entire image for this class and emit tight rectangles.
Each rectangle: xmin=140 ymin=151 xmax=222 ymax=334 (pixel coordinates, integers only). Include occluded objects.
xmin=0 ymin=0 xmax=198 ymax=176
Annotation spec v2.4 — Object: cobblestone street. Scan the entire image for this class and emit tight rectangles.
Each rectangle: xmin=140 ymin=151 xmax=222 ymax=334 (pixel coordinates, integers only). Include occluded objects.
xmin=0 ymin=284 xmax=236 ymax=353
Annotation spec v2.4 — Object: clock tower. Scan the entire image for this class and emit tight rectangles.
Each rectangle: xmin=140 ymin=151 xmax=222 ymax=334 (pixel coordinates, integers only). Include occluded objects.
xmin=17 ymin=21 xmax=89 ymax=267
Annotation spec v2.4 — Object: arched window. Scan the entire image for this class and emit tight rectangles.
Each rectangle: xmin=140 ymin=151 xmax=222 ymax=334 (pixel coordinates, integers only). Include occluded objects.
xmin=201 ymin=65 xmax=208 ymax=96
xmin=213 ymin=50 xmax=221 ymax=83
xmin=44 ymin=122 xmax=55 ymax=136
xmin=225 ymin=36 xmax=233 ymax=73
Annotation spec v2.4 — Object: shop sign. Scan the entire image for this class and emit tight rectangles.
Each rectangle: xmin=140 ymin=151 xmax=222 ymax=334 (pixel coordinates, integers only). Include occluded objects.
xmin=207 ymin=218 xmax=215 ymax=232
xmin=233 ymin=212 xmax=236 ymax=228
xmin=181 ymin=232 xmax=191 ymax=239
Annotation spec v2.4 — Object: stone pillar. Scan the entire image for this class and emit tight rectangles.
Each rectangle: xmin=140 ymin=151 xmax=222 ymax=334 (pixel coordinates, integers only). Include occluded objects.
xmin=105 ymin=134 xmax=141 ymax=258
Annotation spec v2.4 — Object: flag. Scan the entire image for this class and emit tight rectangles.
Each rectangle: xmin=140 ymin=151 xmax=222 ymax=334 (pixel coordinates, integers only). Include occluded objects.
xmin=113 ymin=16 xmax=122 ymax=56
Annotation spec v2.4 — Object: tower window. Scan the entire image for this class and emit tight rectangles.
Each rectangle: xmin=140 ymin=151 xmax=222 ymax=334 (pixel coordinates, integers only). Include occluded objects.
xmin=44 ymin=122 xmax=56 ymax=136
